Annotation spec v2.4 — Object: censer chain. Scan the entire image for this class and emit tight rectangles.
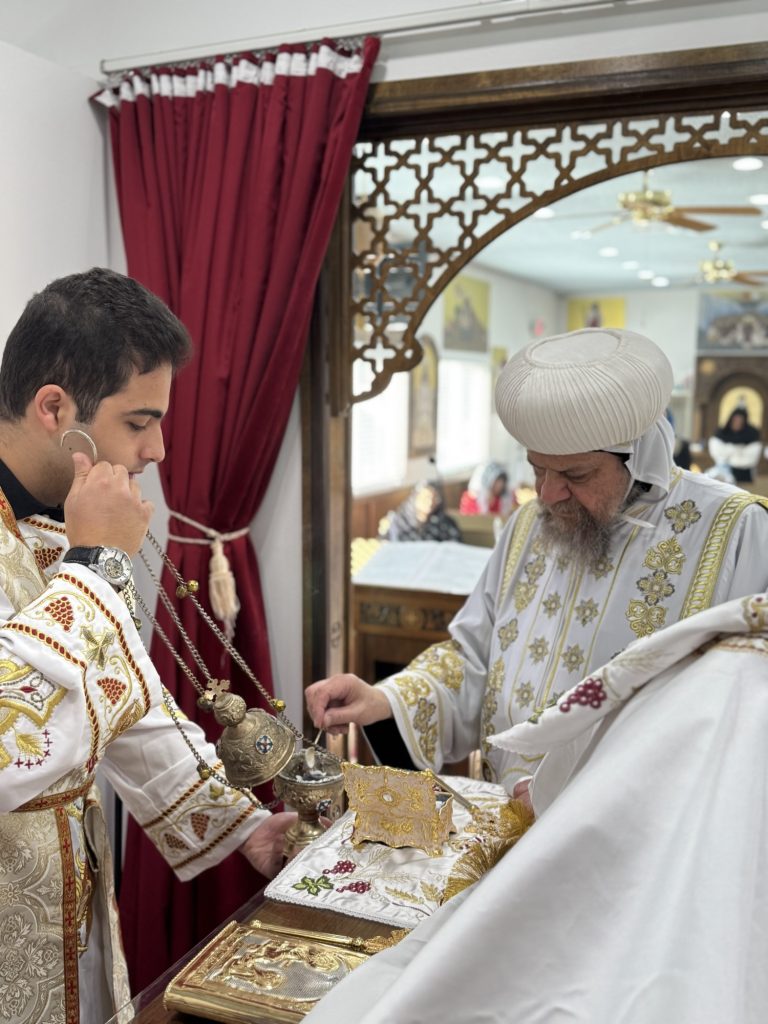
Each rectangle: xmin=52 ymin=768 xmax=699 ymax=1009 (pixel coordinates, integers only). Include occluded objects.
xmin=142 ymin=531 xmax=307 ymax=741
xmin=132 ymin=532 xmax=338 ymax=790
xmin=129 ymin=580 xmax=274 ymax=808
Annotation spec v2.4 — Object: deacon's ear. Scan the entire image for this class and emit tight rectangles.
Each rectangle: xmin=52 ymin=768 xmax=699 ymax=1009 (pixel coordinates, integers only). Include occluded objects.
xmin=31 ymin=385 xmax=75 ymax=436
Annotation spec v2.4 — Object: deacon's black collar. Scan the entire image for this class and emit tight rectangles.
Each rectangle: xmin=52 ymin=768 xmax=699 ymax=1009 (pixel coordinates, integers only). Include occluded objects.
xmin=0 ymin=458 xmax=65 ymax=523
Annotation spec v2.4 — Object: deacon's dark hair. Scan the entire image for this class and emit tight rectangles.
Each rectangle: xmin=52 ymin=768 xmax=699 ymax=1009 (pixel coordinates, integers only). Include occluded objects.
xmin=0 ymin=267 xmax=192 ymax=422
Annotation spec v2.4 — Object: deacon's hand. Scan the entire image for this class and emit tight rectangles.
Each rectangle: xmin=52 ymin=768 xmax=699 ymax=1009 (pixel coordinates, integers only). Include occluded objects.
xmin=513 ymin=778 xmax=533 ymax=816
xmin=239 ymin=812 xmax=298 ymax=878
xmin=305 ymin=674 xmax=392 ymax=736
xmin=64 ymin=452 xmax=153 ymax=556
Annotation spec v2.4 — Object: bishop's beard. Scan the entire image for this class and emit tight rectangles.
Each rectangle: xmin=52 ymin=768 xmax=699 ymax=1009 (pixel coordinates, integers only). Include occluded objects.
xmin=537 ymin=482 xmax=645 ymax=567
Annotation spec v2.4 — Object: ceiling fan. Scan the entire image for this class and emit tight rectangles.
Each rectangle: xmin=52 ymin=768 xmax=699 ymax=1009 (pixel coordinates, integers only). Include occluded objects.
xmin=587 ymin=171 xmax=761 ymax=234
xmin=699 ymin=241 xmax=768 ymax=286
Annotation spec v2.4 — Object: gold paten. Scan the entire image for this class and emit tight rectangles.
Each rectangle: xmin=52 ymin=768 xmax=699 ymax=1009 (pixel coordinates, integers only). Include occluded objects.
xmin=343 ymin=762 xmax=455 ymax=856
xmin=164 ymin=918 xmax=372 ymax=1024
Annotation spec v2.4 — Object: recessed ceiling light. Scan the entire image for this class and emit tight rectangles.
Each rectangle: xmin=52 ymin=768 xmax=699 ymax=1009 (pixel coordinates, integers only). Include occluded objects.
xmin=748 ymin=194 xmax=768 ymax=206
xmin=761 ymin=220 xmax=768 ymax=231
xmin=570 ymin=229 xmax=592 ymax=240
xmin=533 ymin=207 xmax=555 ymax=219
xmin=733 ymin=157 xmax=764 ymax=172
xmin=621 ymin=260 xmax=640 ymax=270
xmin=651 ymin=276 xmax=670 ymax=288
xmin=638 ymin=269 xmax=655 ymax=280
xmin=598 ymin=246 xmax=619 ymax=257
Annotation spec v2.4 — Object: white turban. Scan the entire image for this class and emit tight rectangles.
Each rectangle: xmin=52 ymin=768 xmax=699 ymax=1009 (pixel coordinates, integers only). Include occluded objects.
xmin=495 ymin=328 xmax=674 ymax=455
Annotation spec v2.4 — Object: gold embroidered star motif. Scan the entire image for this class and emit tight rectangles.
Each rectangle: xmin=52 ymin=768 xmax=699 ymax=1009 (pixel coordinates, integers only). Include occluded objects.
xmin=664 ymin=499 xmax=701 ymax=535
xmin=627 ymin=599 xmax=667 ymax=639
xmin=81 ymin=627 xmax=116 ymax=670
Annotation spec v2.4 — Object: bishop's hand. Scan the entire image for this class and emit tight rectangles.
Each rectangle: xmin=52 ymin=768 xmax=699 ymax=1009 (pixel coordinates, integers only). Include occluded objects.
xmin=238 ymin=812 xmax=298 ymax=878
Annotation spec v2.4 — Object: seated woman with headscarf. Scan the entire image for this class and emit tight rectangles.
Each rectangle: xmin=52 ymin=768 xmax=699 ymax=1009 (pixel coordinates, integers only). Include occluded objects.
xmin=379 ymin=481 xmax=462 ymax=542
xmin=708 ymin=407 xmax=763 ymax=483
xmin=459 ymin=461 xmax=512 ymax=516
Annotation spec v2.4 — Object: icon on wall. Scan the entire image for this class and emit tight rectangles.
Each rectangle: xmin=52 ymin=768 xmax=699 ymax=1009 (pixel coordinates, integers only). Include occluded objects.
xmin=409 ymin=335 xmax=439 ymax=458
xmin=697 ymin=291 xmax=768 ymax=353
xmin=566 ymin=297 xmax=626 ymax=331
xmin=443 ymin=274 xmax=489 ymax=352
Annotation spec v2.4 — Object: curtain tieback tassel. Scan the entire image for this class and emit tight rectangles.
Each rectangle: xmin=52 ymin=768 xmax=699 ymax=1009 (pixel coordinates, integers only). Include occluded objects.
xmin=208 ymin=536 xmax=240 ymax=640
xmin=167 ymin=510 xmax=250 ymax=640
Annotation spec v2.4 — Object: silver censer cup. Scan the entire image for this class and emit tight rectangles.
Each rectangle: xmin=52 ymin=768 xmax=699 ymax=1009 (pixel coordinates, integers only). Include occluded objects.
xmin=273 ymin=749 xmax=345 ymax=859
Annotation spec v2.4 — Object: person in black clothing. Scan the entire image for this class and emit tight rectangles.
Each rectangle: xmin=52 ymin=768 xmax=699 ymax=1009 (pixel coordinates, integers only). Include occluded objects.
xmin=708 ymin=407 xmax=762 ymax=483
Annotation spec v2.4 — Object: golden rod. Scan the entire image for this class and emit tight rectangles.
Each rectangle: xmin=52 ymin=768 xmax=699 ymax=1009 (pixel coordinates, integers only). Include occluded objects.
xmin=426 ymin=771 xmax=480 ymax=814
xmin=247 ymin=918 xmax=408 ymax=954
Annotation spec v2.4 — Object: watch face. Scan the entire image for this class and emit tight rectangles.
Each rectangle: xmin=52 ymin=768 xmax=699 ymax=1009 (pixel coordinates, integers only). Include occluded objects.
xmin=97 ymin=548 xmax=132 ymax=588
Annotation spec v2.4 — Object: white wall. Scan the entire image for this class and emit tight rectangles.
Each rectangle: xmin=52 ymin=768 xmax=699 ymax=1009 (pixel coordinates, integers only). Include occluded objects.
xmin=0 ymin=40 xmax=109 ymax=338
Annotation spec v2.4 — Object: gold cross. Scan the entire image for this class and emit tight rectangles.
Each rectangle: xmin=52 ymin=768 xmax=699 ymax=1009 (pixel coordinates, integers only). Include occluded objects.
xmin=207 ymin=678 xmax=231 ymax=699
xmin=81 ymin=627 xmax=116 ymax=670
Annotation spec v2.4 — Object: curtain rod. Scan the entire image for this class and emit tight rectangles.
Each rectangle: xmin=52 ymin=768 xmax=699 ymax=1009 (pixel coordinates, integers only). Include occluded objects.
xmin=98 ymin=0 xmax=717 ymax=77
xmin=99 ymin=6 xmax=506 ymax=76
xmin=98 ymin=0 xmax=651 ymax=76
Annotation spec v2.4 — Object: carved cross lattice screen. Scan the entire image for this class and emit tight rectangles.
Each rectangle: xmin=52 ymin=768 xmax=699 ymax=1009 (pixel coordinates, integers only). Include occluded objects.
xmin=349 ymin=108 xmax=768 ymax=405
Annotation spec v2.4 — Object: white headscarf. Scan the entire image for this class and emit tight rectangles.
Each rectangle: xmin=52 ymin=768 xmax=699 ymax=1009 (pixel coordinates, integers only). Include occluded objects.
xmin=604 ymin=415 xmax=676 ymax=525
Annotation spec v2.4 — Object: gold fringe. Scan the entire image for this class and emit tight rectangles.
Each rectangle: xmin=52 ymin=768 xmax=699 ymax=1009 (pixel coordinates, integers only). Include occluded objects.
xmin=441 ymin=798 xmax=534 ymax=903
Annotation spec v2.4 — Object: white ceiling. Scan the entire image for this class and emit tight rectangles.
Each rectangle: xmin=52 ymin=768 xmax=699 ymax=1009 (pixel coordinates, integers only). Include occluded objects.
xmin=473 ymin=156 xmax=768 ymax=293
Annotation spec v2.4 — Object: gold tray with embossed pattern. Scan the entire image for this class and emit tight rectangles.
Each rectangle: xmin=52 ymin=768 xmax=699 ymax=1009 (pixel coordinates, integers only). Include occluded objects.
xmin=164 ymin=917 xmax=372 ymax=1023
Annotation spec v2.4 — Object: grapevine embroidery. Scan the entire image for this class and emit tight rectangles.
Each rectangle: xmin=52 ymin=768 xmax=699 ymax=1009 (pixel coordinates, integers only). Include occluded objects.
xmin=559 ymin=677 xmax=607 ymax=712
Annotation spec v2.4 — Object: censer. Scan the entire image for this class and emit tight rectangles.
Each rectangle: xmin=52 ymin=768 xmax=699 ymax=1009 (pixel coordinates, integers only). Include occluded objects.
xmin=62 ymin=428 xmax=345 ymax=854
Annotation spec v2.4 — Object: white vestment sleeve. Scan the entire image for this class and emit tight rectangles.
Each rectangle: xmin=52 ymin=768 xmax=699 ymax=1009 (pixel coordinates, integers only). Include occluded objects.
xmin=101 ymin=699 xmax=268 ymax=880
xmin=707 ymin=502 xmax=768 ymax=605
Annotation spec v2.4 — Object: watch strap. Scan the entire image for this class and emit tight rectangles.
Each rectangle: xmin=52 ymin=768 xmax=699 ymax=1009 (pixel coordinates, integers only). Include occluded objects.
xmin=62 ymin=546 xmax=102 ymax=565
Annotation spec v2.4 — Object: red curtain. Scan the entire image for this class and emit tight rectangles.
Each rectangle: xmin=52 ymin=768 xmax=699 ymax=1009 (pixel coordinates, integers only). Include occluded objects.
xmin=96 ymin=38 xmax=379 ymax=990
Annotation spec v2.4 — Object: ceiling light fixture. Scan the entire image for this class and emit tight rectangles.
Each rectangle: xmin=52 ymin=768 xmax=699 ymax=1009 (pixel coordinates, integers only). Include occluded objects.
xmin=476 ymin=175 xmax=503 ymax=191
xmin=733 ymin=157 xmax=764 ymax=172
xmin=598 ymin=246 xmax=619 ymax=257
xmin=651 ymin=276 xmax=670 ymax=287
xmin=638 ymin=270 xmax=655 ymax=280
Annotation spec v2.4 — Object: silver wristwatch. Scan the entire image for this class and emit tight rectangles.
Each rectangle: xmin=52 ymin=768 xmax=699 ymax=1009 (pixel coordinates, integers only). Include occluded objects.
xmin=63 ymin=546 xmax=133 ymax=591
